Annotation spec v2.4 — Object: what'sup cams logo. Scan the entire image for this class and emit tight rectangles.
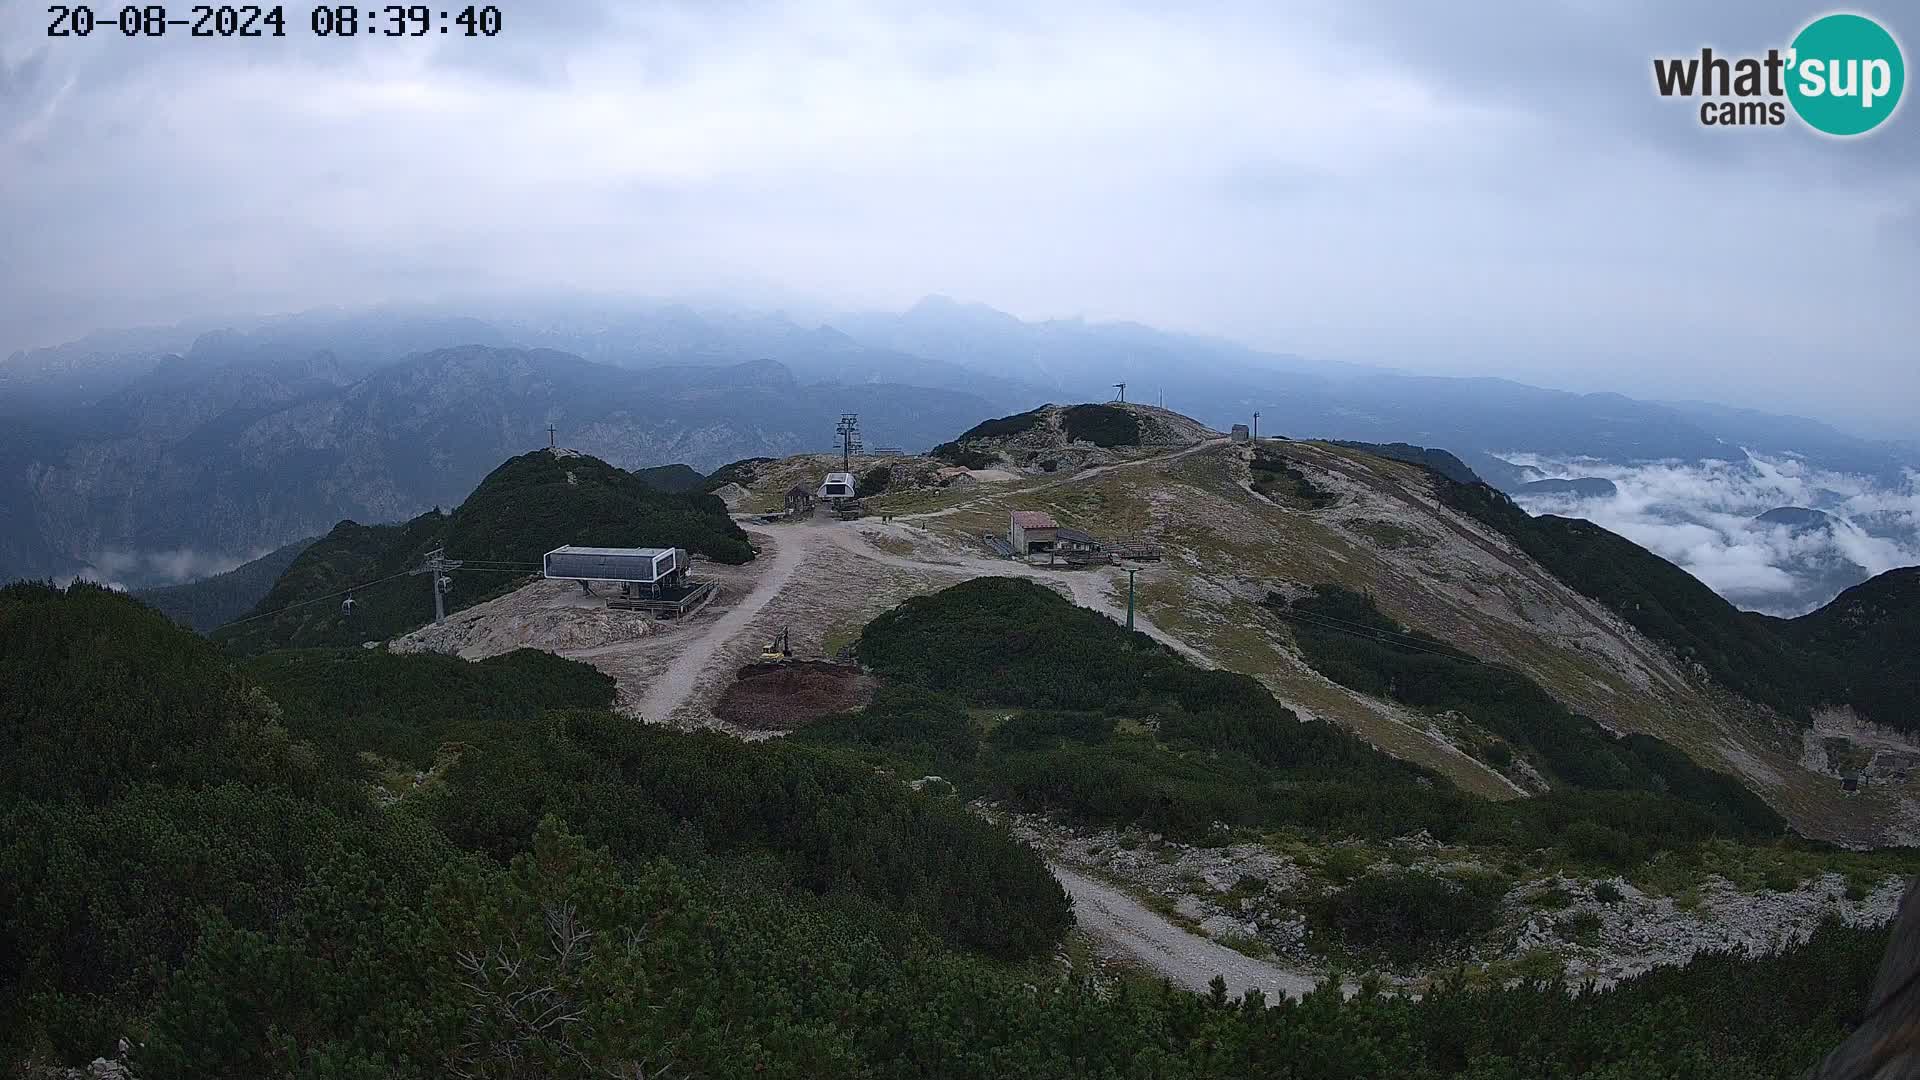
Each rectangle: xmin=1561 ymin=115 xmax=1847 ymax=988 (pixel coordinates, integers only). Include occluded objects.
xmin=1653 ymin=12 xmax=1905 ymax=135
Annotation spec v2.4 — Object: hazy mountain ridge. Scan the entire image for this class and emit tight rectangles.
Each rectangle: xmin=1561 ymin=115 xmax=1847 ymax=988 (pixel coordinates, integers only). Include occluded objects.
xmin=473 ymin=298 xmax=1056 ymax=413
xmin=4 ymin=300 xmax=1915 ymax=605
xmin=0 ymin=337 xmax=996 ymax=585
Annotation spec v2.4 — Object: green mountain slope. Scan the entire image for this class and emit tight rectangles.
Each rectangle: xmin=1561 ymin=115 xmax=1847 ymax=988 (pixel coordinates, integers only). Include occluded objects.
xmin=825 ymin=577 xmax=1778 ymax=855
xmin=629 ymin=462 xmax=707 ymax=492
xmin=213 ymin=449 xmax=749 ymax=653
xmin=0 ymin=579 xmax=1900 ymax=1078
xmin=1274 ymin=584 xmax=1779 ymax=832
xmin=442 ymin=449 xmax=748 ymax=565
xmin=1434 ymin=476 xmax=1914 ymax=732
xmin=1776 ymin=568 xmax=1920 ymax=729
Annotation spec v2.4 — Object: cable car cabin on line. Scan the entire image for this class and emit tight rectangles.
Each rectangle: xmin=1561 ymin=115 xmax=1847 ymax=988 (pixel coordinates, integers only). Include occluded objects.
xmin=543 ymin=545 xmax=689 ymax=596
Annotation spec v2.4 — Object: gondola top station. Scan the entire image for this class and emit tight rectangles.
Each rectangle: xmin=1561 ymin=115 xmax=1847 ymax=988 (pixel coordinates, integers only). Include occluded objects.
xmin=542 ymin=544 xmax=713 ymax=617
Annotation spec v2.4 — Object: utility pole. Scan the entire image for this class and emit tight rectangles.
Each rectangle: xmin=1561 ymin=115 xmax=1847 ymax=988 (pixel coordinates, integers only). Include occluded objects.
xmin=547 ymin=423 xmax=556 ymax=449
xmin=1113 ymin=382 xmax=1127 ymax=403
xmin=1124 ymin=567 xmax=1138 ymax=631
xmin=412 ymin=548 xmax=464 ymax=624
xmin=1253 ymin=411 xmax=1260 ymax=441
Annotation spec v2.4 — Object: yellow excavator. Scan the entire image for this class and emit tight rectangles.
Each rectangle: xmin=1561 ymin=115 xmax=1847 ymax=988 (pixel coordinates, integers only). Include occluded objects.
xmin=761 ymin=626 xmax=792 ymax=661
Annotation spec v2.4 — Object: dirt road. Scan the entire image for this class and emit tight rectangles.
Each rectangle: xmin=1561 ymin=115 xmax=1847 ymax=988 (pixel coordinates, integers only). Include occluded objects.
xmin=902 ymin=438 xmax=1230 ymax=521
xmin=1050 ymin=863 xmax=1324 ymax=1003
xmin=829 ymin=524 xmax=1214 ymax=668
xmin=632 ymin=522 xmax=818 ymax=723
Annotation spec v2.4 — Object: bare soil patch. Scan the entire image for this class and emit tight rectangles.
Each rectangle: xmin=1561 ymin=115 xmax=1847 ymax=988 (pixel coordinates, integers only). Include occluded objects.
xmin=715 ymin=660 xmax=876 ymax=730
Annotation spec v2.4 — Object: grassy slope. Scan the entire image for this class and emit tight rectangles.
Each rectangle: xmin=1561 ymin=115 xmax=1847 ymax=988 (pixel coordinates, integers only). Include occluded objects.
xmin=875 ymin=439 xmax=1906 ymax=844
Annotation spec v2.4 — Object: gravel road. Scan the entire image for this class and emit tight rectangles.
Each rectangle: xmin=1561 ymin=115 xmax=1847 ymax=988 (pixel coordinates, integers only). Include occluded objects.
xmin=1050 ymin=863 xmax=1324 ymax=1003
xmin=632 ymin=522 xmax=817 ymax=723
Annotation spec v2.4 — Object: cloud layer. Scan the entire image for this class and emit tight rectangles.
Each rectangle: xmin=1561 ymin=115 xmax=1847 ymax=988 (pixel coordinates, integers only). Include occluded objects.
xmin=3 ymin=2 xmax=1915 ymax=434
xmin=73 ymin=547 xmax=259 ymax=592
xmin=1507 ymin=451 xmax=1920 ymax=616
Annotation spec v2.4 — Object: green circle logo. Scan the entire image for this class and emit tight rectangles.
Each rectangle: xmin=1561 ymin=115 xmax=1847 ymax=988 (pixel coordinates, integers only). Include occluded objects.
xmin=1787 ymin=13 xmax=1905 ymax=135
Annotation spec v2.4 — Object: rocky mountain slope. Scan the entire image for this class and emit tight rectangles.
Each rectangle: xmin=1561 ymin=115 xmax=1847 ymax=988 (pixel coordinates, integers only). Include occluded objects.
xmin=934 ymin=401 xmax=1218 ymax=473
xmin=802 ymin=417 xmax=1920 ymax=846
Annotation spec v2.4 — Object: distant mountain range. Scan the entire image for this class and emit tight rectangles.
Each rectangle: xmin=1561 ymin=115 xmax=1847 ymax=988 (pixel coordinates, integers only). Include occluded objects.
xmin=2 ymin=298 xmax=1914 ymax=591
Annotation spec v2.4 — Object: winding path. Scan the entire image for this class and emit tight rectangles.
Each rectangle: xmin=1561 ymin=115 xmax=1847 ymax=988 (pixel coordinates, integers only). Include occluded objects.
xmin=900 ymin=437 xmax=1229 ymax=521
xmin=632 ymin=522 xmax=818 ymax=723
xmin=824 ymin=524 xmax=1212 ymax=668
xmin=1049 ymin=863 xmax=1325 ymax=1003
xmin=582 ymin=441 xmax=1337 ymax=996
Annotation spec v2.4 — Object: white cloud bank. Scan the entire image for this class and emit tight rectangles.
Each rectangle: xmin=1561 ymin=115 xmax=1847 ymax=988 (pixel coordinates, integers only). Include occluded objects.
xmin=1503 ymin=452 xmax=1920 ymax=616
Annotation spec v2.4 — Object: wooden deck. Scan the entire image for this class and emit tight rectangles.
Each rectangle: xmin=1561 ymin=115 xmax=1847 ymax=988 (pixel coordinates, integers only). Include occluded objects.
xmin=604 ymin=581 xmax=716 ymax=618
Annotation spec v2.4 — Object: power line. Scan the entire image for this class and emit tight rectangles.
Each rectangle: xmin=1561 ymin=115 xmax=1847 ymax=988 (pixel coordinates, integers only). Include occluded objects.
xmin=1255 ymin=593 xmax=1461 ymax=649
xmin=219 ymin=569 xmax=418 ymax=627
xmin=1263 ymin=605 xmax=1490 ymax=665
xmin=217 ymin=560 xmax=542 ymax=629
xmin=1271 ymin=606 xmax=1473 ymax=658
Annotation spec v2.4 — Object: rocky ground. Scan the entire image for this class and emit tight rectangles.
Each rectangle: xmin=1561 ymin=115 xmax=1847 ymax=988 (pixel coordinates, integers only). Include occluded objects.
xmin=1012 ymin=811 xmax=1909 ymax=991
xmin=389 ymin=577 xmax=669 ymax=659
xmin=941 ymin=402 xmax=1220 ymax=476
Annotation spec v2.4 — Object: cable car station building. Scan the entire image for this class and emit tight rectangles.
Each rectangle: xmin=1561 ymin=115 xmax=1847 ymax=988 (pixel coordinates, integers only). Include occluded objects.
xmin=542 ymin=545 xmax=712 ymax=617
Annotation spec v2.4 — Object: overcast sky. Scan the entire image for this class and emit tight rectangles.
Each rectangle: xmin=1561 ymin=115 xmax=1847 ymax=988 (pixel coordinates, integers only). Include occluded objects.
xmin=3 ymin=1 xmax=1915 ymax=436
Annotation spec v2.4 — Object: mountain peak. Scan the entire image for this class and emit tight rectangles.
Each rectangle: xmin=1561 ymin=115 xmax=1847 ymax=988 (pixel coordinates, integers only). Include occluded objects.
xmin=1754 ymin=506 xmax=1836 ymax=533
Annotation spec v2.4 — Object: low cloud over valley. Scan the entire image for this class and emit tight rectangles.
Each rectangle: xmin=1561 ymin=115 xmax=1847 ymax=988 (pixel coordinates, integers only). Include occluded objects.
xmin=1506 ymin=451 xmax=1920 ymax=616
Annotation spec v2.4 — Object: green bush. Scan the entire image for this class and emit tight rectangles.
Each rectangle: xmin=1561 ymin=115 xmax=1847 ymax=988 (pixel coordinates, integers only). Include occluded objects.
xmin=1060 ymin=404 xmax=1141 ymax=447
xmin=1251 ymin=448 xmax=1336 ymax=508
xmin=1560 ymin=910 xmax=1604 ymax=942
xmin=0 ymin=581 xmax=1902 ymax=1079
xmin=958 ymin=408 xmax=1048 ymax=441
xmin=1529 ymin=885 xmax=1574 ymax=911
xmin=860 ymin=464 xmax=893 ymax=495
xmin=1562 ymin=821 xmax=1648 ymax=868
xmin=930 ymin=441 xmax=998 ymax=469
xmin=1315 ymin=870 xmax=1505 ymax=964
